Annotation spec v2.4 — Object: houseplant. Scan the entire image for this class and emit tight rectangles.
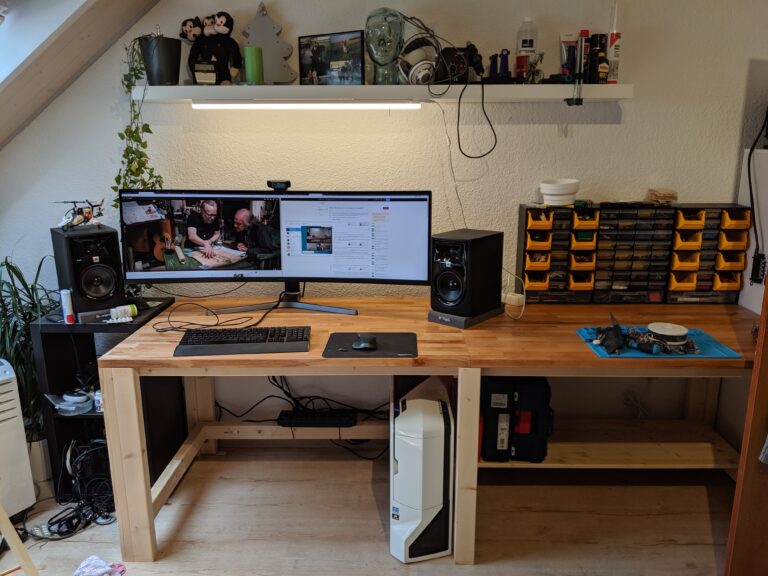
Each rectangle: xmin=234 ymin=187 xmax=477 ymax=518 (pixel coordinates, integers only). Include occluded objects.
xmin=0 ymin=257 xmax=58 ymax=446
xmin=111 ymin=37 xmax=165 ymax=208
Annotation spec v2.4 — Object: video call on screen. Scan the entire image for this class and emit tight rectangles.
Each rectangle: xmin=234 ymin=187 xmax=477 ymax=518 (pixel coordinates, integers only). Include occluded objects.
xmin=120 ymin=191 xmax=430 ymax=282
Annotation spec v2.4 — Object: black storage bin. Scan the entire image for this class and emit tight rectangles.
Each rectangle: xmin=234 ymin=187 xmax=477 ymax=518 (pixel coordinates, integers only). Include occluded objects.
xmin=480 ymin=377 xmax=554 ymax=463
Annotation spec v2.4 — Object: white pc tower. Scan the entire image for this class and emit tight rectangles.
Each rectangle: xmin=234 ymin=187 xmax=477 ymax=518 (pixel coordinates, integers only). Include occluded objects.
xmin=0 ymin=359 xmax=36 ymax=517
xmin=390 ymin=377 xmax=454 ymax=563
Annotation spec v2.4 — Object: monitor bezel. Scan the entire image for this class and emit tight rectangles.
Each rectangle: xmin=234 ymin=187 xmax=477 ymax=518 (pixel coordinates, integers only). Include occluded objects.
xmin=118 ymin=189 xmax=432 ymax=286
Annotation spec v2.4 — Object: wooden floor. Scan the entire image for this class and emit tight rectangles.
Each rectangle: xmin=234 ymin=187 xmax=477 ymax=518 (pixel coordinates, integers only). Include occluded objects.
xmin=1 ymin=447 xmax=733 ymax=576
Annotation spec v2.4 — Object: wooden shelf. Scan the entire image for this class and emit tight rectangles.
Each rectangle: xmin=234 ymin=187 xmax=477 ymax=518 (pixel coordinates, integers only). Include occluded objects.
xmin=479 ymin=419 xmax=739 ymax=470
xmin=203 ymin=419 xmax=388 ymax=441
xmin=133 ymin=83 xmax=634 ymax=105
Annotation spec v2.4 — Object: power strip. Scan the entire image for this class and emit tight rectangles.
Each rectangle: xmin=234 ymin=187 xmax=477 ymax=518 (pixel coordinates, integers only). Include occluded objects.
xmin=502 ymin=292 xmax=525 ymax=306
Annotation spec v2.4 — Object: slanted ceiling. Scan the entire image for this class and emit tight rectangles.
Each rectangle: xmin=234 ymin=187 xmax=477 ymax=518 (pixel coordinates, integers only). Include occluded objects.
xmin=0 ymin=0 xmax=158 ymax=151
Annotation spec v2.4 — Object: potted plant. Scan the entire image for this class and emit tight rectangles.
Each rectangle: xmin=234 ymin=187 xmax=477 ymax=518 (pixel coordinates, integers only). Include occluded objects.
xmin=0 ymin=257 xmax=59 ymax=483
xmin=111 ymin=36 xmax=166 ymax=208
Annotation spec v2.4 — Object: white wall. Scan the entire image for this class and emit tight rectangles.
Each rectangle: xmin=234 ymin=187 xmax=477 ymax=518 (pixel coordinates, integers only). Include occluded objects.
xmin=1 ymin=0 xmax=767 ymax=423
xmin=0 ymin=0 xmax=88 ymax=83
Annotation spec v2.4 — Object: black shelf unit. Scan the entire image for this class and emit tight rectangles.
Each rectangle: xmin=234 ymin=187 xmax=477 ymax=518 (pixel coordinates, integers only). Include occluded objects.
xmin=30 ymin=297 xmax=187 ymax=497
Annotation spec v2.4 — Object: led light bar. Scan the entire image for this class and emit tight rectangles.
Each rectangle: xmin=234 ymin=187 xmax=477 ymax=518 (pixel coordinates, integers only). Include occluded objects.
xmin=191 ymin=101 xmax=422 ymax=110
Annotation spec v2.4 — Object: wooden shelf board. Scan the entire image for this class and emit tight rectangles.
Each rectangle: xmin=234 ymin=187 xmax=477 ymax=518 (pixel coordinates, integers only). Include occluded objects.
xmin=133 ymin=83 xmax=634 ymax=104
xmin=203 ymin=419 xmax=388 ymax=441
xmin=479 ymin=419 xmax=739 ymax=470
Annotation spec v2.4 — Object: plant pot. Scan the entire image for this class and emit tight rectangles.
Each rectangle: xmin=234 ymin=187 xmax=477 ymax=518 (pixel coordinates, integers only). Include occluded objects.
xmin=138 ymin=35 xmax=181 ymax=85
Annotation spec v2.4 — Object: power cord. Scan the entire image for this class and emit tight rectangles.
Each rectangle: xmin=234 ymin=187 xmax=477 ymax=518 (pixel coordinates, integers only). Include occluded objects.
xmin=502 ymin=268 xmax=526 ymax=320
xmin=152 ymin=293 xmax=285 ymax=333
xmin=747 ymin=104 xmax=768 ymax=285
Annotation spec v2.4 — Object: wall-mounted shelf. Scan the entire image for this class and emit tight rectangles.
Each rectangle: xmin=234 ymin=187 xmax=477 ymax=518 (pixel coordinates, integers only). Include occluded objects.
xmin=132 ymin=83 xmax=634 ymax=105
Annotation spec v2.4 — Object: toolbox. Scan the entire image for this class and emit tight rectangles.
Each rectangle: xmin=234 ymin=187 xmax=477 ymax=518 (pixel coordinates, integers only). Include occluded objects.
xmin=480 ymin=377 xmax=554 ymax=463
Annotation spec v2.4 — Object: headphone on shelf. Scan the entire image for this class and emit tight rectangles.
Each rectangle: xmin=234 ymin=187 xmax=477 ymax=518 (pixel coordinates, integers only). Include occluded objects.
xmin=397 ymin=35 xmax=440 ymax=85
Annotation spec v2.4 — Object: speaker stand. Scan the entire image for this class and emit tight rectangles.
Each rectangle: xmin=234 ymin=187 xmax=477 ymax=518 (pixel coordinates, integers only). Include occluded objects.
xmin=427 ymin=306 xmax=505 ymax=329
xmin=206 ymin=281 xmax=358 ymax=316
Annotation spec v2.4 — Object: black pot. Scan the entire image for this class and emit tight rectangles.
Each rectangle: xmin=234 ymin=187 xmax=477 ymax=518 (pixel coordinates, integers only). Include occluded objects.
xmin=138 ymin=35 xmax=181 ymax=86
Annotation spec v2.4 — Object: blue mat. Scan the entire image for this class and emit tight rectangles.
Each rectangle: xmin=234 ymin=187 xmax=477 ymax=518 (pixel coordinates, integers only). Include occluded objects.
xmin=577 ymin=326 xmax=741 ymax=359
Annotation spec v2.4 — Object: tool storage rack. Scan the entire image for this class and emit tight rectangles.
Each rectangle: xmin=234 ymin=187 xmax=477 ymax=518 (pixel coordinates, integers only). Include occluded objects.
xmin=518 ymin=203 xmax=751 ymax=304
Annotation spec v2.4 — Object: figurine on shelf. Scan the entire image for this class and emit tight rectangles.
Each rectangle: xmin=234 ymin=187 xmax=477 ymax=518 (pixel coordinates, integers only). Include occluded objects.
xmin=181 ymin=11 xmax=242 ymax=85
xmin=365 ymin=7 xmax=404 ymax=85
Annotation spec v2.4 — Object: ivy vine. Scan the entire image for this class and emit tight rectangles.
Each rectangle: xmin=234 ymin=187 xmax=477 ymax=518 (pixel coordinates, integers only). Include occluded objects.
xmin=112 ymin=38 xmax=163 ymax=207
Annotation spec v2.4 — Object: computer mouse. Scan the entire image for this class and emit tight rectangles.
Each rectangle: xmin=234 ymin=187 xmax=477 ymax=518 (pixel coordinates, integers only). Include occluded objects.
xmin=352 ymin=333 xmax=377 ymax=351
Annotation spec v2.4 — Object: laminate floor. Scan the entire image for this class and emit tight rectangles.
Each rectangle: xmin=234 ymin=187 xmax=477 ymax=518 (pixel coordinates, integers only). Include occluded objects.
xmin=0 ymin=447 xmax=733 ymax=576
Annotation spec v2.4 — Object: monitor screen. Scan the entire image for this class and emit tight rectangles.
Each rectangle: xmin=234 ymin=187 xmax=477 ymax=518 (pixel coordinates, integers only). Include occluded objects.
xmin=119 ymin=190 xmax=431 ymax=284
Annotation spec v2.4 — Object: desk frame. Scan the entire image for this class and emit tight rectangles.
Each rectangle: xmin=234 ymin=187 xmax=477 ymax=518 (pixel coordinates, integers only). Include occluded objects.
xmin=97 ymin=300 xmax=757 ymax=565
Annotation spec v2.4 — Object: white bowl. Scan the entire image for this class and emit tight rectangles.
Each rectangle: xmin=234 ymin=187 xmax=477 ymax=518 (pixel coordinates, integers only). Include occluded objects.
xmin=540 ymin=178 xmax=580 ymax=194
xmin=542 ymin=193 xmax=577 ymax=206
xmin=540 ymin=178 xmax=579 ymax=205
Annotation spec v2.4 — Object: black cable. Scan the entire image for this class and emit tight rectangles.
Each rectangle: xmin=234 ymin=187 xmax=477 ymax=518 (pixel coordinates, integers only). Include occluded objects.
xmin=215 ymin=395 xmax=294 ymax=419
xmin=242 ymin=291 xmax=285 ymax=328
xmin=152 ymin=302 xmax=255 ymax=333
xmin=330 ymin=440 xmax=388 ymax=460
xmin=747 ymin=104 xmax=768 ymax=284
xmin=457 ymin=79 xmax=497 ymax=159
xmin=149 ymin=281 xmax=247 ymax=299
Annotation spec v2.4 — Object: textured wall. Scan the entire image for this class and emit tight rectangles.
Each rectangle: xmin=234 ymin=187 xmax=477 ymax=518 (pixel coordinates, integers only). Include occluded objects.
xmin=1 ymin=0 xmax=766 ymax=423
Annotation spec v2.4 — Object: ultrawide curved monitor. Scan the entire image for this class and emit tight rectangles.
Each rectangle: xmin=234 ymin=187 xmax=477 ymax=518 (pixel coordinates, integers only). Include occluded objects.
xmin=119 ymin=189 xmax=431 ymax=285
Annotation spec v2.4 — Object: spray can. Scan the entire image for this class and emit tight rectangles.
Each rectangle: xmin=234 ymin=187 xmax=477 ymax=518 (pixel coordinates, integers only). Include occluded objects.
xmin=60 ymin=289 xmax=75 ymax=324
xmin=607 ymin=0 xmax=621 ymax=84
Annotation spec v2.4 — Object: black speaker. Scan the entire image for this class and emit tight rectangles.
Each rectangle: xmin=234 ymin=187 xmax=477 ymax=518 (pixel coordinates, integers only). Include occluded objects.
xmin=51 ymin=225 xmax=125 ymax=315
xmin=430 ymin=229 xmax=503 ymax=318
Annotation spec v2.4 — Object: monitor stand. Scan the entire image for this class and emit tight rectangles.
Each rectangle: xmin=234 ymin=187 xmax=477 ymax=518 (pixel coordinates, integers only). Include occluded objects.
xmin=207 ymin=281 xmax=358 ymax=316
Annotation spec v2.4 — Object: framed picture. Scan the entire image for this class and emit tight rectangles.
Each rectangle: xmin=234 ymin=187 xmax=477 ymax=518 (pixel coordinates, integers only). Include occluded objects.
xmin=298 ymin=30 xmax=364 ymax=85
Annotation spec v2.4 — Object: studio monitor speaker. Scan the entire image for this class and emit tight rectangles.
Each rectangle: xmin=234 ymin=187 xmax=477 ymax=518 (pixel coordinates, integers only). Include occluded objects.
xmin=430 ymin=229 xmax=503 ymax=323
xmin=51 ymin=225 xmax=125 ymax=315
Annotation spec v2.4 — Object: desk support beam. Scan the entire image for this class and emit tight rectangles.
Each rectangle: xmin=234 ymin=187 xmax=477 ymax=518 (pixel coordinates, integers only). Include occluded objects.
xmin=454 ymin=368 xmax=481 ymax=565
xmin=184 ymin=376 xmax=217 ymax=455
xmin=100 ymin=367 xmax=157 ymax=562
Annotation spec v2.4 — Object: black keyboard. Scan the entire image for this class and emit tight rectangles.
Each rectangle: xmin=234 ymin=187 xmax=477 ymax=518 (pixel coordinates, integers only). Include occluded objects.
xmin=174 ymin=326 xmax=311 ymax=357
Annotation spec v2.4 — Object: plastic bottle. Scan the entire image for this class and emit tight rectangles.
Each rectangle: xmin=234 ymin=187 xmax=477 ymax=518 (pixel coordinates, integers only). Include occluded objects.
xmin=517 ymin=17 xmax=538 ymax=55
xmin=607 ymin=0 xmax=621 ymax=84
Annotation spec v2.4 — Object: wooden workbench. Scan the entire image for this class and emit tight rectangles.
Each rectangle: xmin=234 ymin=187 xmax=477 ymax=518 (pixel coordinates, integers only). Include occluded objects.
xmin=97 ymin=298 xmax=758 ymax=565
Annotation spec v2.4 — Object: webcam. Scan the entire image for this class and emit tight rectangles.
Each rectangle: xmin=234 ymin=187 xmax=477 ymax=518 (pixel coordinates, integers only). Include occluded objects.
xmin=267 ymin=180 xmax=291 ymax=192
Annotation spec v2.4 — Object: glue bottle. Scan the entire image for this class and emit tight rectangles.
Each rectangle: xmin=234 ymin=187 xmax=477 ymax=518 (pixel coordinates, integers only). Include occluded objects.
xmin=517 ymin=17 xmax=538 ymax=55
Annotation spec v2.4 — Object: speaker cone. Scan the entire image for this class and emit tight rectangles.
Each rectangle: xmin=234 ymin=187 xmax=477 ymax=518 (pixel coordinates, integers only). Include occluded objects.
xmin=436 ymin=269 xmax=464 ymax=305
xmin=79 ymin=264 xmax=117 ymax=300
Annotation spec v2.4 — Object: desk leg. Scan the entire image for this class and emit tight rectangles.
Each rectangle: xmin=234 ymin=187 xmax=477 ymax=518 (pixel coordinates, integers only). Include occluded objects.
xmin=454 ymin=367 xmax=481 ymax=565
xmin=100 ymin=367 xmax=157 ymax=562
xmin=184 ymin=376 xmax=217 ymax=455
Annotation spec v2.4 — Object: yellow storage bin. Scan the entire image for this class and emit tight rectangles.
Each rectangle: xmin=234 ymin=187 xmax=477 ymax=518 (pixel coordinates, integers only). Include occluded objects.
xmin=526 ymin=209 xmax=554 ymax=230
xmin=525 ymin=251 xmax=551 ymax=271
xmin=570 ymin=231 xmax=596 ymax=251
xmin=568 ymin=272 xmax=595 ymax=291
xmin=715 ymin=251 xmax=746 ymax=271
xmin=713 ymin=271 xmax=741 ymax=291
xmin=668 ymin=271 xmax=697 ymax=291
xmin=524 ymin=272 xmax=550 ymax=291
xmin=569 ymin=252 xmax=596 ymax=271
xmin=717 ymin=230 xmax=748 ymax=251
xmin=671 ymin=251 xmax=700 ymax=271
xmin=672 ymin=230 xmax=702 ymax=250
xmin=526 ymin=231 xmax=552 ymax=251
xmin=572 ymin=210 xmax=600 ymax=230
xmin=675 ymin=209 xmax=706 ymax=230
xmin=720 ymin=208 xmax=751 ymax=230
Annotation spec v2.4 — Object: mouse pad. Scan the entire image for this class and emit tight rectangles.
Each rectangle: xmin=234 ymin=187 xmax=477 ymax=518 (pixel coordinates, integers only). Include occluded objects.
xmin=322 ymin=332 xmax=418 ymax=358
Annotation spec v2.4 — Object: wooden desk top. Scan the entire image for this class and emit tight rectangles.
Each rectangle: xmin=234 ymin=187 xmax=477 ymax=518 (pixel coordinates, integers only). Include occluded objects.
xmin=98 ymin=298 xmax=758 ymax=377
